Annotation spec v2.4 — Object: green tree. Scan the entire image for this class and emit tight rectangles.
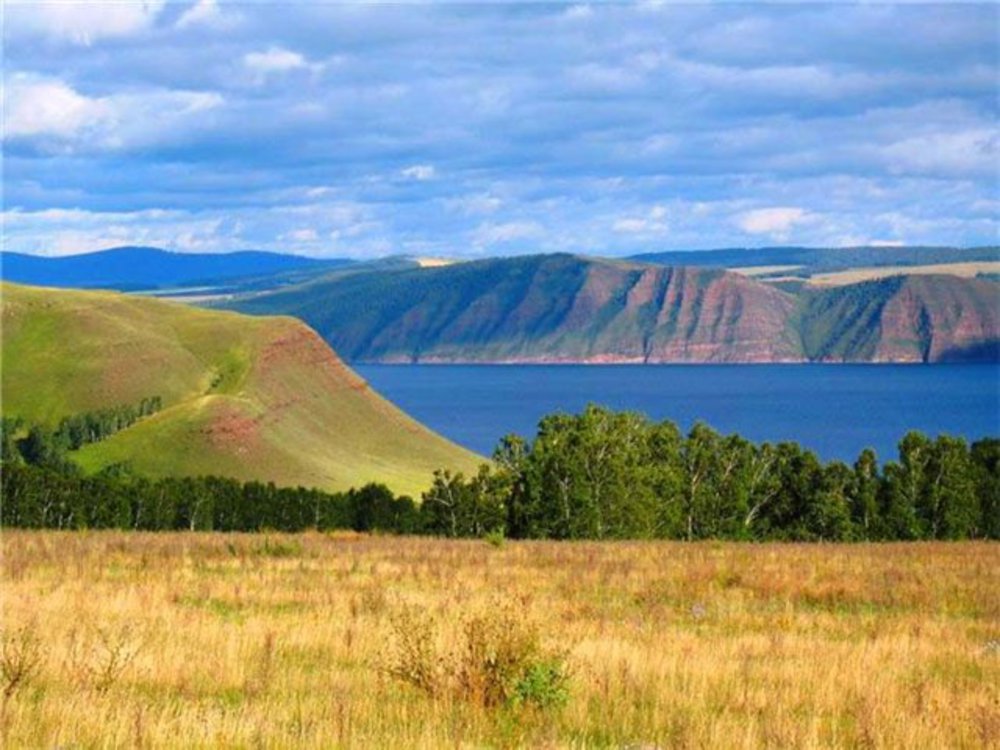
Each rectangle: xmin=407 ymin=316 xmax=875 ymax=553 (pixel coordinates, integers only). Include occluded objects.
xmin=851 ymin=449 xmax=880 ymax=539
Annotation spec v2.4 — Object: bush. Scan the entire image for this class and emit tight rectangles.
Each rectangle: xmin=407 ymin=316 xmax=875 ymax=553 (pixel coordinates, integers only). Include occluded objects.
xmin=511 ymin=659 xmax=570 ymax=709
xmin=384 ymin=599 xmax=570 ymax=711
xmin=1 ymin=625 xmax=44 ymax=699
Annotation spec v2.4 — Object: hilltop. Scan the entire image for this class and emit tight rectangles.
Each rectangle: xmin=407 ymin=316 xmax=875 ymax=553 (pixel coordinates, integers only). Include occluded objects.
xmin=228 ymin=254 xmax=1000 ymax=364
xmin=1 ymin=283 xmax=479 ymax=495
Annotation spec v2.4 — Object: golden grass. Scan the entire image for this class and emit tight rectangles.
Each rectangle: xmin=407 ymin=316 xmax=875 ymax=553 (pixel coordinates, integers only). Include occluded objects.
xmin=727 ymin=265 xmax=804 ymax=277
xmin=806 ymin=262 xmax=1000 ymax=287
xmin=1 ymin=532 xmax=997 ymax=748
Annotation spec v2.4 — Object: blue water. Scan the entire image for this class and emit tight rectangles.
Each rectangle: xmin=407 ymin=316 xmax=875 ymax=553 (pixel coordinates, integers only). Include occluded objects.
xmin=355 ymin=364 xmax=1000 ymax=463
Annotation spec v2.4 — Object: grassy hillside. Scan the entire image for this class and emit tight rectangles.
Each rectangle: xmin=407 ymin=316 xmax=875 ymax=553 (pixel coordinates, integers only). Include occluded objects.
xmin=231 ymin=254 xmax=805 ymax=363
xmin=1 ymin=283 xmax=479 ymax=495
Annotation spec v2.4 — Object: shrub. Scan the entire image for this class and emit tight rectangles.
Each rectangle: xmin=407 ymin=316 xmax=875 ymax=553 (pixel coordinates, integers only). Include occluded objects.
xmin=384 ymin=607 xmax=443 ymax=697
xmin=510 ymin=658 xmax=570 ymax=709
xmin=384 ymin=599 xmax=570 ymax=711
xmin=68 ymin=625 xmax=143 ymax=693
xmin=1 ymin=625 xmax=44 ymax=699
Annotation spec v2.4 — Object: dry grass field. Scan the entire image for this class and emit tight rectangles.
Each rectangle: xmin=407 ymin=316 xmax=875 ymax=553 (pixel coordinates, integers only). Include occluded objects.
xmin=1 ymin=532 xmax=997 ymax=748
xmin=805 ymin=261 xmax=1000 ymax=287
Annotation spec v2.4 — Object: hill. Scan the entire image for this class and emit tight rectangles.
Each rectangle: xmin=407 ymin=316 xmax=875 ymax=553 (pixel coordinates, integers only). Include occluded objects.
xmin=227 ymin=254 xmax=1000 ymax=364
xmin=799 ymin=274 xmax=1000 ymax=362
xmin=0 ymin=246 xmax=349 ymax=291
xmin=230 ymin=254 xmax=803 ymax=363
xmin=1 ymin=283 xmax=479 ymax=494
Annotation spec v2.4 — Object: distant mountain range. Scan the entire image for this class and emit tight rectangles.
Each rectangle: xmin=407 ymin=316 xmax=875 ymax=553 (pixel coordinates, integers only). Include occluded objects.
xmin=4 ymin=245 xmax=997 ymax=364
xmin=229 ymin=254 xmax=1000 ymax=364
xmin=0 ymin=246 xmax=350 ymax=291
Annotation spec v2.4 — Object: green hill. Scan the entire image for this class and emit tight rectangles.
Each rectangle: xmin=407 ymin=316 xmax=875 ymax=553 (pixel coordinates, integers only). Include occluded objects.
xmin=227 ymin=254 xmax=999 ymax=364
xmin=1 ymin=283 xmax=479 ymax=495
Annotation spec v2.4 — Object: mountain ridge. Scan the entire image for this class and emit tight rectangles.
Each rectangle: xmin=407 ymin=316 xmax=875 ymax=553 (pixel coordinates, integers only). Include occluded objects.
xmin=228 ymin=254 xmax=1000 ymax=364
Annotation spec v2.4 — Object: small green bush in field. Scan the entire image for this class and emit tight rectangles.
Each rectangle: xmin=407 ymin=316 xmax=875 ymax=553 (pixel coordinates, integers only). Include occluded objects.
xmin=511 ymin=659 xmax=570 ymax=709
xmin=385 ymin=599 xmax=570 ymax=711
xmin=484 ymin=529 xmax=506 ymax=548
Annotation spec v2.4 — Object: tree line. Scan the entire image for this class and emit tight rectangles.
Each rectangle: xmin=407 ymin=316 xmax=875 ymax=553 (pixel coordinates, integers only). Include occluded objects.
xmin=1 ymin=396 xmax=163 ymax=472
xmin=2 ymin=403 xmax=997 ymax=540
xmin=0 ymin=463 xmax=417 ymax=533
xmin=420 ymin=406 xmax=998 ymax=541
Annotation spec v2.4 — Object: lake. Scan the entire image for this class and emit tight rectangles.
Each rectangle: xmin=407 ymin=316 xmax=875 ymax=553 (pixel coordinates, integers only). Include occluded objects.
xmin=355 ymin=364 xmax=1000 ymax=463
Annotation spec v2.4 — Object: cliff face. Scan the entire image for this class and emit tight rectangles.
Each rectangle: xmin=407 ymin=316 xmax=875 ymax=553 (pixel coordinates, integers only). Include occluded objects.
xmin=801 ymin=275 xmax=1000 ymax=363
xmin=234 ymin=255 xmax=806 ymax=363
xmin=229 ymin=254 xmax=999 ymax=364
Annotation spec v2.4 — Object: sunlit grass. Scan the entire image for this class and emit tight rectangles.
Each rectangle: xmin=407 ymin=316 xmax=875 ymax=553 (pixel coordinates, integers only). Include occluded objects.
xmin=1 ymin=532 xmax=997 ymax=748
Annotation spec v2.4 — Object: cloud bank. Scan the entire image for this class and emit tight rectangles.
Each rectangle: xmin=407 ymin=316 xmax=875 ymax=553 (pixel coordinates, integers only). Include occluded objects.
xmin=3 ymin=1 xmax=997 ymax=257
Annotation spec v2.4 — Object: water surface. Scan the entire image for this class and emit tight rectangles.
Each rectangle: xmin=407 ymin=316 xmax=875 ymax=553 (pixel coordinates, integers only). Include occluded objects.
xmin=355 ymin=364 xmax=1000 ymax=462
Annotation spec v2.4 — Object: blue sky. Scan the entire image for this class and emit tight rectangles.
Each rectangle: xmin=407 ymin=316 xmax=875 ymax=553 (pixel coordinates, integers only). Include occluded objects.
xmin=3 ymin=1 xmax=998 ymax=258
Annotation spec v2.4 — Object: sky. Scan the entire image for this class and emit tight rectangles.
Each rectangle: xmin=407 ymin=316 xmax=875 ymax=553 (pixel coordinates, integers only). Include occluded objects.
xmin=2 ymin=1 xmax=998 ymax=259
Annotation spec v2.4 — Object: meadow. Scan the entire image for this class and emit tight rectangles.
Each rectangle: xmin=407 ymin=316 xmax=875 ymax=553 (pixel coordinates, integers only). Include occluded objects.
xmin=1 ymin=532 xmax=997 ymax=748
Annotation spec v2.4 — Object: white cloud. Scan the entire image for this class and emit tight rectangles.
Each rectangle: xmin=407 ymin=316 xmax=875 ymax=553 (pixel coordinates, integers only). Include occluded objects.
xmin=736 ymin=207 xmax=809 ymax=236
xmin=400 ymin=164 xmax=436 ymax=181
xmin=1 ymin=207 xmax=230 ymax=256
xmin=446 ymin=194 xmax=503 ymax=215
xmin=175 ymin=0 xmax=237 ymax=30
xmin=613 ymin=205 xmax=669 ymax=235
xmin=472 ymin=220 xmax=544 ymax=248
xmin=4 ymin=75 xmax=111 ymax=138
xmin=285 ymin=228 xmax=319 ymax=242
xmin=3 ymin=74 xmax=223 ymax=151
xmin=6 ymin=1 xmax=166 ymax=45
xmin=883 ymin=129 xmax=999 ymax=179
xmin=243 ymin=47 xmax=308 ymax=75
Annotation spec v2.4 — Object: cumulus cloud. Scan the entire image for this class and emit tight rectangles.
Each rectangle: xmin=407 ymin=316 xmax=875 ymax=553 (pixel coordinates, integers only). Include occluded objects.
xmin=735 ymin=207 xmax=810 ymax=237
xmin=285 ymin=228 xmax=319 ymax=242
xmin=400 ymin=164 xmax=436 ymax=181
xmin=3 ymin=3 xmax=997 ymax=256
xmin=175 ymin=0 xmax=238 ymax=31
xmin=4 ymin=75 xmax=111 ymax=139
xmin=613 ymin=205 xmax=669 ymax=236
xmin=3 ymin=74 xmax=223 ymax=152
xmin=244 ymin=47 xmax=309 ymax=75
xmin=6 ymin=0 xmax=166 ymax=45
xmin=883 ymin=129 xmax=999 ymax=179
